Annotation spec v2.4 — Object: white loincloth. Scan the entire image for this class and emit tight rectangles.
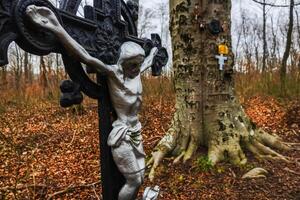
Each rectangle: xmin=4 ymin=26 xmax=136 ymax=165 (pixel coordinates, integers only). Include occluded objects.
xmin=108 ymin=120 xmax=145 ymax=175
xmin=107 ymin=120 xmax=145 ymax=157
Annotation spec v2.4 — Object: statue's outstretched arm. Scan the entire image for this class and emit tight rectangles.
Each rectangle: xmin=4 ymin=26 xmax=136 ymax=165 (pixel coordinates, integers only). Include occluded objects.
xmin=140 ymin=47 xmax=158 ymax=73
xmin=26 ymin=5 xmax=112 ymax=74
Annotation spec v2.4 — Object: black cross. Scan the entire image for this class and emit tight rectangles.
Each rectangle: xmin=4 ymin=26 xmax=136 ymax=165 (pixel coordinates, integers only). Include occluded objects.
xmin=56 ymin=9 xmax=143 ymax=197
xmin=0 ymin=0 xmax=168 ymax=198
xmin=0 ymin=0 xmax=169 ymax=199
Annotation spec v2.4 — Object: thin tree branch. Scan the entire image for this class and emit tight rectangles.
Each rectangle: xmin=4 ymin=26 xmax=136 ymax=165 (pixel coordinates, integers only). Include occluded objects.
xmin=0 ymin=184 xmax=47 ymax=192
xmin=252 ymin=0 xmax=300 ymax=7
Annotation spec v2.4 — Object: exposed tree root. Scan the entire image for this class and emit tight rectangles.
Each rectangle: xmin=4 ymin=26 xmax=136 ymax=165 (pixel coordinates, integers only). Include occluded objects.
xmin=148 ymin=100 xmax=294 ymax=182
xmin=242 ymin=167 xmax=268 ymax=179
xmin=283 ymin=167 xmax=300 ymax=175
xmin=148 ymin=151 xmax=166 ymax=182
xmin=284 ymin=142 xmax=300 ymax=150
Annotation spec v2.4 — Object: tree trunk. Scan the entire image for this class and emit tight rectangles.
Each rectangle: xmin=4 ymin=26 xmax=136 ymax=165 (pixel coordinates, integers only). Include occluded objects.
xmin=281 ymin=0 xmax=294 ymax=96
xmin=23 ymin=52 xmax=29 ymax=84
xmin=0 ymin=65 xmax=7 ymax=89
xmin=40 ymin=56 xmax=52 ymax=97
xmin=14 ymin=44 xmax=22 ymax=90
xmin=148 ymin=0 xmax=291 ymax=181
xmin=56 ymin=53 xmax=60 ymax=84
xmin=262 ymin=0 xmax=267 ymax=73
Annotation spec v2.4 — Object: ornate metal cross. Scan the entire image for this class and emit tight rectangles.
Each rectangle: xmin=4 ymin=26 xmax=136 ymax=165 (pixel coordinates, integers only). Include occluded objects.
xmin=0 ymin=0 xmax=167 ymax=199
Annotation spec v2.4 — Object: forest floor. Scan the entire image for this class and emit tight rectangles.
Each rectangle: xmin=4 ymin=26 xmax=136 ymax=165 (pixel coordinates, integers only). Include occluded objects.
xmin=0 ymin=95 xmax=299 ymax=200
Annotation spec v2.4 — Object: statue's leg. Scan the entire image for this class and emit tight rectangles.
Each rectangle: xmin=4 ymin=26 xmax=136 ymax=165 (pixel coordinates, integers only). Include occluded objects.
xmin=137 ymin=146 xmax=146 ymax=182
xmin=112 ymin=141 xmax=144 ymax=200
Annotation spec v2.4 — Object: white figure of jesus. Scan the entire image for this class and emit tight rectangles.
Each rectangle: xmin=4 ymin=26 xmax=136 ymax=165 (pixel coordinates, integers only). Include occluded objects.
xmin=26 ymin=5 xmax=159 ymax=200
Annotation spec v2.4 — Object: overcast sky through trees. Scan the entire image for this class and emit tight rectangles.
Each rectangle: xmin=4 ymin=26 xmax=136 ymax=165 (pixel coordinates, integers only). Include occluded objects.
xmin=47 ymin=0 xmax=300 ymax=71
xmin=51 ymin=0 xmax=296 ymax=51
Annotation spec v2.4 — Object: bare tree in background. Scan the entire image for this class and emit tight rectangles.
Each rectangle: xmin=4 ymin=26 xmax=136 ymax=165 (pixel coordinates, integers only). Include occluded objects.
xmin=0 ymin=65 xmax=7 ymax=89
xmin=39 ymin=56 xmax=53 ymax=98
xmin=138 ymin=7 xmax=156 ymax=38
xmin=11 ymin=44 xmax=23 ymax=90
xmin=23 ymin=52 xmax=29 ymax=84
xmin=281 ymin=0 xmax=295 ymax=95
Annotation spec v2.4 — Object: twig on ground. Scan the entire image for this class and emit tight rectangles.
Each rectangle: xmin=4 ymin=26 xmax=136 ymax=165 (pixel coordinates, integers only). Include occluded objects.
xmin=283 ymin=167 xmax=300 ymax=175
xmin=0 ymin=181 xmax=101 ymax=200
xmin=92 ymin=184 xmax=101 ymax=200
xmin=0 ymin=184 xmax=47 ymax=192
xmin=46 ymin=181 xmax=101 ymax=200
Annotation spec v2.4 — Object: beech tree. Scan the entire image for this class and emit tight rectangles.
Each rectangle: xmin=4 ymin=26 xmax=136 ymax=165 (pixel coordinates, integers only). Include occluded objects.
xmin=147 ymin=0 xmax=294 ymax=181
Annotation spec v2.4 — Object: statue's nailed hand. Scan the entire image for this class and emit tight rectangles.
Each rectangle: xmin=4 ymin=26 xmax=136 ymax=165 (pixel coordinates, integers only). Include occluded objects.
xmin=26 ymin=5 xmax=61 ymax=32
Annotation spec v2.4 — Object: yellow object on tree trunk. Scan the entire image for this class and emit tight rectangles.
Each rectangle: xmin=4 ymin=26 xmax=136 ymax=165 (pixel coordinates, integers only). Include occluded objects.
xmin=218 ymin=44 xmax=229 ymax=55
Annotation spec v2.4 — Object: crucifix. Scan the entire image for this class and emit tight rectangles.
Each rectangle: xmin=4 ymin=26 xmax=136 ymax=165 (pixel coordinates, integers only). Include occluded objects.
xmin=215 ymin=54 xmax=228 ymax=71
xmin=0 ymin=0 xmax=168 ymax=199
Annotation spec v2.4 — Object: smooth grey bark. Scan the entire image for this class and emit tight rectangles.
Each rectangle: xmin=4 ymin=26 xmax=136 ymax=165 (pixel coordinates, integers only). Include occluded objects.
xmin=148 ymin=0 xmax=293 ymax=181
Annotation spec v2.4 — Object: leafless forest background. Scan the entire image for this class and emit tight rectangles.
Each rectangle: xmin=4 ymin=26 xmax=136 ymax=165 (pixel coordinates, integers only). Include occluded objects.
xmin=0 ymin=0 xmax=299 ymax=199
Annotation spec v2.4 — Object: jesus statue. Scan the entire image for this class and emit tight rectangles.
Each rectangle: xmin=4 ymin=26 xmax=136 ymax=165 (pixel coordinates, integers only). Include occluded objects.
xmin=26 ymin=5 xmax=160 ymax=200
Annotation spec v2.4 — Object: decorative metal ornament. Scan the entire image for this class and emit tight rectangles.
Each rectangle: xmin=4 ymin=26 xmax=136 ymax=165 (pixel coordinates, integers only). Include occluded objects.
xmin=146 ymin=34 xmax=168 ymax=76
xmin=15 ymin=0 xmax=62 ymax=55
xmin=152 ymin=48 xmax=168 ymax=76
xmin=59 ymin=80 xmax=83 ymax=107
xmin=126 ymin=0 xmax=139 ymax=22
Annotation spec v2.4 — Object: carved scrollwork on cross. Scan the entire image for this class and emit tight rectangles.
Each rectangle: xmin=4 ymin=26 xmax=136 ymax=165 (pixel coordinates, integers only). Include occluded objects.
xmin=0 ymin=0 xmax=168 ymax=99
xmin=0 ymin=1 xmax=11 ymax=29
xmin=0 ymin=1 xmax=16 ymax=65
xmin=0 ymin=0 xmax=140 ymax=98
xmin=15 ymin=0 xmax=62 ymax=55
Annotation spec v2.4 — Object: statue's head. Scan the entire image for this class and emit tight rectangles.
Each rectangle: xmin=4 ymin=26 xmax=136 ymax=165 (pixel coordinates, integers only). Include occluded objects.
xmin=118 ymin=42 xmax=145 ymax=79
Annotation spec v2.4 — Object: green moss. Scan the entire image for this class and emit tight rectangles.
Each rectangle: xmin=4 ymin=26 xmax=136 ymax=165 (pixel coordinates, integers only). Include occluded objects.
xmin=195 ymin=156 xmax=213 ymax=172
xmin=216 ymin=166 xmax=225 ymax=174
